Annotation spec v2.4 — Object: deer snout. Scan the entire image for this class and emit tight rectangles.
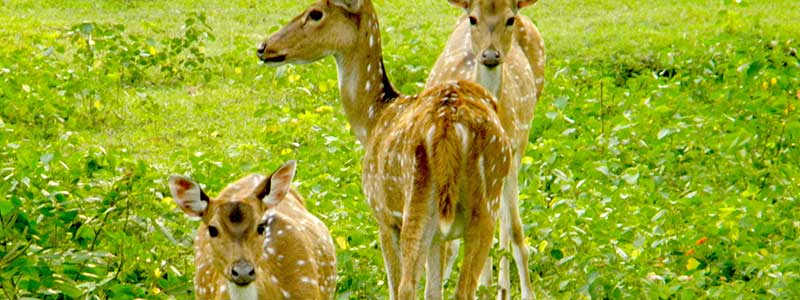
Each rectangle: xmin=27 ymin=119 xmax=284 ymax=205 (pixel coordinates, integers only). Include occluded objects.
xmin=480 ymin=49 xmax=501 ymax=68
xmin=230 ymin=259 xmax=256 ymax=286
xmin=257 ymin=42 xmax=267 ymax=56
xmin=257 ymin=41 xmax=287 ymax=64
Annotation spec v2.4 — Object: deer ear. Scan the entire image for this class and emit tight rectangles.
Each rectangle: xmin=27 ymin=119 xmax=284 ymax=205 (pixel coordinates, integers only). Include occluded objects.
xmin=516 ymin=0 xmax=537 ymax=10
xmin=169 ymin=175 xmax=210 ymax=217
xmin=261 ymin=160 xmax=297 ymax=207
xmin=447 ymin=0 xmax=471 ymax=9
xmin=331 ymin=0 xmax=363 ymax=13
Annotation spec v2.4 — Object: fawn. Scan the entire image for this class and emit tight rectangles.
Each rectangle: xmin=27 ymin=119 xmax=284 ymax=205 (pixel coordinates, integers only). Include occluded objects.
xmin=169 ymin=161 xmax=336 ymax=299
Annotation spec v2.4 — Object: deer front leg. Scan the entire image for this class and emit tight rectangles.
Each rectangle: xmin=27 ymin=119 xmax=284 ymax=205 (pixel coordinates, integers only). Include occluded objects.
xmin=378 ymin=223 xmax=402 ymax=300
xmin=480 ymin=250 xmax=493 ymax=288
xmin=501 ymin=155 xmax=534 ymax=300
xmin=442 ymin=239 xmax=460 ymax=282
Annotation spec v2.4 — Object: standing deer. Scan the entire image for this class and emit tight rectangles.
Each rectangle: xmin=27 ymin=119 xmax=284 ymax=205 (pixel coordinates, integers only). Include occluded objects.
xmin=257 ymin=0 xmax=513 ymax=299
xmin=427 ymin=1 xmax=546 ymax=299
xmin=169 ymin=161 xmax=337 ymax=300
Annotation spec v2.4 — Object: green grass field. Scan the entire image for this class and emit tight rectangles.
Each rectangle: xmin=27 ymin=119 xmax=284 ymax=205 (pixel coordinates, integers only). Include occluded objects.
xmin=1 ymin=0 xmax=799 ymax=298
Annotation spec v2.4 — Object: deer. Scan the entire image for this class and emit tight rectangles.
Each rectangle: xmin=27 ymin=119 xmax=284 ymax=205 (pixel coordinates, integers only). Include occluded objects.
xmin=426 ymin=1 xmax=546 ymax=299
xmin=256 ymin=0 xmax=513 ymax=299
xmin=169 ymin=160 xmax=337 ymax=300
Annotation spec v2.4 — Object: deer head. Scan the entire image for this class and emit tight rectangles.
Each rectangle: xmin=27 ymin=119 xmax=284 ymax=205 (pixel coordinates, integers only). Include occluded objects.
xmin=257 ymin=0 xmax=367 ymax=65
xmin=257 ymin=0 xmax=395 ymax=145
xmin=447 ymin=0 xmax=537 ymax=94
xmin=169 ymin=161 xmax=297 ymax=296
xmin=448 ymin=0 xmax=537 ymax=68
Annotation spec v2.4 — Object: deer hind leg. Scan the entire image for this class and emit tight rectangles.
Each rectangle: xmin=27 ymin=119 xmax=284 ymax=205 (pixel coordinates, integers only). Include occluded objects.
xmin=455 ymin=206 xmax=495 ymax=300
xmin=501 ymin=157 xmax=534 ymax=300
xmin=398 ymin=185 xmax=437 ymax=300
xmin=378 ymin=223 xmax=402 ymax=300
xmin=424 ymin=239 xmax=445 ymax=300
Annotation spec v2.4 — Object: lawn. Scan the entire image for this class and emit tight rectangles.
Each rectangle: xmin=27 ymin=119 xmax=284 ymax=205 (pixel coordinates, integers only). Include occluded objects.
xmin=1 ymin=0 xmax=798 ymax=299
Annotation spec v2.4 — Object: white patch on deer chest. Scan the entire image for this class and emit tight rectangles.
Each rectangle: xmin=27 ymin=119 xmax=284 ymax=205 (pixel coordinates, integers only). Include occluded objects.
xmin=228 ymin=282 xmax=258 ymax=300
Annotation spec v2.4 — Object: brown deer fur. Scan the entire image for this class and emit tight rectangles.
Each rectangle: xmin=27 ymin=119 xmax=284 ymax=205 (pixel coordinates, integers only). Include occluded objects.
xmin=426 ymin=1 xmax=546 ymax=299
xmin=257 ymin=0 xmax=513 ymax=299
xmin=169 ymin=161 xmax=336 ymax=300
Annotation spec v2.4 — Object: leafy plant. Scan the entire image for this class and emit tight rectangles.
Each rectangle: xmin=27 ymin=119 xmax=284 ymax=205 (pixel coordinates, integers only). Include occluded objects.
xmin=0 ymin=0 xmax=798 ymax=299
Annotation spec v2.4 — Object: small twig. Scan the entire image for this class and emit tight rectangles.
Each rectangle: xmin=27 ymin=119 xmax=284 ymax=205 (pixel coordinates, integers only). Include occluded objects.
xmin=74 ymin=208 xmax=113 ymax=281
xmin=112 ymin=196 xmax=132 ymax=280
xmin=600 ymin=81 xmax=605 ymax=139
xmin=774 ymin=106 xmax=789 ymax=159
xmin=0 ymin=284 xmax=13 ymax=300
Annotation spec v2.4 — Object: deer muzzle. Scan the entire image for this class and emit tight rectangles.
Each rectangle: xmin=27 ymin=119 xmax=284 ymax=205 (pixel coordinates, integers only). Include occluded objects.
xmin=480 ymin=49 xmax=501 ymax=68
xmin=257 ymin=42 xmax=287 ymax=64
xmin=230 ymin=259 xmax=256 ymax=286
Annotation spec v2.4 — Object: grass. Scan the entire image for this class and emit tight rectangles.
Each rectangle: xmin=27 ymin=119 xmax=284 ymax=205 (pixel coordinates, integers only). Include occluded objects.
xmin=1 ymin=0 xmax=798 ymax=299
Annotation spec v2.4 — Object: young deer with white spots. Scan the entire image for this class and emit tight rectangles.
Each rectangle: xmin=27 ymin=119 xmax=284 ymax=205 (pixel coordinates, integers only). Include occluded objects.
xmin=427 ymin=1 xmax=546 ymax=299
xmin=257 ymin=1 xmax=513 ymax=299
xmin=169 ymin=161 xmax=336 ymax=300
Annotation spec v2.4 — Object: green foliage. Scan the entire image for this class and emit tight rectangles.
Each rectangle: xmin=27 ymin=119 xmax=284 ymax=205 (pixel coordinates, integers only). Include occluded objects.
xmin=66 ymin=12 xmax=216 ymax=85
xmin=0 ymin=0 xmax=798 ymax=299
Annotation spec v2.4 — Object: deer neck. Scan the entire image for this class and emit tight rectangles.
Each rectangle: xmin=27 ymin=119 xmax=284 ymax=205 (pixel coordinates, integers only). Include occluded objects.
xmin=333 ymin=8 xmax=399 ymax=145
xmin=475 ymin=64 xmax=503 ymax=98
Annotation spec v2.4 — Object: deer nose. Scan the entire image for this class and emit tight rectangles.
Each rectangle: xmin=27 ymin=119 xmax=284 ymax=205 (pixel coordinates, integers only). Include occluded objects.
xmin=481 ymin=49 xmax=501 ymax=68
xmin=257 ymin=42 xmax=267 ymax=57
xmin=231 ymin=259 xmax=256 ymax=286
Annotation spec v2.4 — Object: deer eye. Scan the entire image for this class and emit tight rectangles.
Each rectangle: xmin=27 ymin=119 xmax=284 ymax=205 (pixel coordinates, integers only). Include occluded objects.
xmin=256 ymin=222 xmax=267 ymax=235
xmin=469 ymin=16 xmax=477 ymax=26
xmin=309 ymin=10 xmax=324 ymax=21
xmin=506 ymin=17 xmax=515 ymax=26
xmin=208 ymin=226 xmax=219 ymax=238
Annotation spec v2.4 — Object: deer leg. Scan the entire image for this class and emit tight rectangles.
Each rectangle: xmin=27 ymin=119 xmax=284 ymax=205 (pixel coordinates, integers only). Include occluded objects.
xmin=398 ymin=188 xmax=437 ymax=300
xmin=455 ymin=210 xmax=495 ymax=300
xmin=425 ymin=240 xmax=445 ymax=300
xmin=442 ymin=239 xmax=460 ymax=282
xmin=378 ymin=223 xmax=402 ymax=300
xmin=504 ymin=156 xmax=534 ymax=300
xmin=498 ymin=176 xmax=513 ymax=300
xmin=479 ymin=249 xmax=493 ymax=287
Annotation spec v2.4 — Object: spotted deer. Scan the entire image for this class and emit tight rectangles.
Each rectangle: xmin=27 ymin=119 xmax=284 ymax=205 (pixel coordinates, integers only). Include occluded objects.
xmin=169 ymin=161 xmax=337 ymax=300
xmin=257 ymin=0 xmax=513 ymax=299
xmin=426 ymin=1 xmax=546 ymax=299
